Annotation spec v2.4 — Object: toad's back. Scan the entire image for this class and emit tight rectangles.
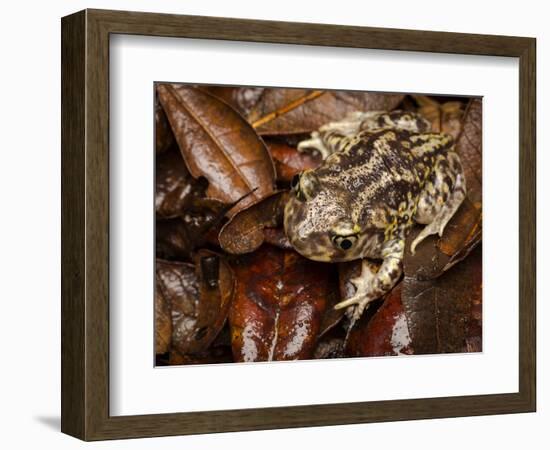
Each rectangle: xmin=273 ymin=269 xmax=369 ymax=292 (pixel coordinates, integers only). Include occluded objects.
xmin=314 ymin=129 xmax=455 ymax=221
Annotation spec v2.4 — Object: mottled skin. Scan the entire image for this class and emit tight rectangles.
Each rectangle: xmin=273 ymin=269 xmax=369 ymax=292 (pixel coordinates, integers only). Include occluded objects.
xmin=283 ymin=111 xmax=466 ymax=321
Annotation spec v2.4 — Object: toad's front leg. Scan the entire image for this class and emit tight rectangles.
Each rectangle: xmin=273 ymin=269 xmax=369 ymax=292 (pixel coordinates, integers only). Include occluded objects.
xmin=335 ymin=239 xmax=404 ymax=322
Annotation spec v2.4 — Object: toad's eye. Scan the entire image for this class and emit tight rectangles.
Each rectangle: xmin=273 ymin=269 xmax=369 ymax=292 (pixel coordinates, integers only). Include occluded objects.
xmin=332 ymin=235 xmax=358 ymax=251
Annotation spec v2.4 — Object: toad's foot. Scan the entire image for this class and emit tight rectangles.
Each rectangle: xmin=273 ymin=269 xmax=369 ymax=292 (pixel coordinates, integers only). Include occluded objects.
xmin=297 ymin=131 xmax=332 ymax=159
xmin=297 ymin=112 xmax=379 ymax=159
xmin=410 ymin=215 xmax=446 ymax=255
xmin=410 ymin=172 xmax=466 ymax=254
xmin=334 ymin=260 xmax=378 ymax=322
xmin=335 ymin=239 xmax=404 ymax=324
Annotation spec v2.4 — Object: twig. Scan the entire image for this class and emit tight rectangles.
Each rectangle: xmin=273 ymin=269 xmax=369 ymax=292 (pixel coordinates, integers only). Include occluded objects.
xmin=251 ymin=90 xmax=325 ymax=129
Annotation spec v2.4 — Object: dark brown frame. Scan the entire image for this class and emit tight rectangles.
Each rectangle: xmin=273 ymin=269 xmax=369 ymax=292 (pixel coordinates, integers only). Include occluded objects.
xmin=61 ymin=9 xmax=536 ymax=441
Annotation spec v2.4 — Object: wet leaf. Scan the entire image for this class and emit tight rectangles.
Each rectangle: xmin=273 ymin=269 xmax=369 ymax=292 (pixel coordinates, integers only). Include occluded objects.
xmin=155 ymin=250 xmax=235 ymax=357
xmin=229 ymin=245 xmax=338 ymax=361
xmin=155 ymin=97 xmax=175 ymax=154
xmin=346 ymin=284 xmax=414 ymax=357
xmin=156 ymin=202 xmax=224 ymax=260
xmin=266 ymin=141 xmax=322 ymax=183
xmin=402 ymin=245 xmax=482 ymax=354
xmin=156 ymin=219 xmax=191 ymax=260
xmin=248 ymin=88 xmax=404 ymax=135
xmin=219 ymin=191 xmax=289 ymax=254
xmin=157 ymin=83 xmax=276 ymax=216
xmin=156 ymin=148 xmax=205 ymax=219
xmin=456 ymin=98 xmax=482 ymax=205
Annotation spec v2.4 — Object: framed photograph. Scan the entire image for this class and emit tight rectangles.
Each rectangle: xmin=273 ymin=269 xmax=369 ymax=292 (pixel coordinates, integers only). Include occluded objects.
xmin=61 ymin=9 xmax=536 ymax=441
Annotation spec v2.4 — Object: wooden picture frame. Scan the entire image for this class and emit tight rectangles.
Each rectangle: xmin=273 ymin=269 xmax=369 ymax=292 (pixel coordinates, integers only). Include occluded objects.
xmin=61 ymin=9 xmax=536 ymax=441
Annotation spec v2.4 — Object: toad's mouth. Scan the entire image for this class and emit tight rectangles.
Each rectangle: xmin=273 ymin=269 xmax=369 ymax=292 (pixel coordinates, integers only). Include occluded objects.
xmin=290 ymin=240 xmax=336 ymax=263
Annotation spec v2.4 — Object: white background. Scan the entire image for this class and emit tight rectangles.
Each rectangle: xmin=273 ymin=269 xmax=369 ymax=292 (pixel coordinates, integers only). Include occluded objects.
xmin=110 ymin=36 xmax=519 ymax=415
xmin=0 ymin=0 xmax=547 ymax=449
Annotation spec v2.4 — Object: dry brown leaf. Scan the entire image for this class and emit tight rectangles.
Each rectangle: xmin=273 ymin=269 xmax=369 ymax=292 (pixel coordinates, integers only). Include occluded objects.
xmin=155 ymin=97 xmax=175 ymax=154
xmin=156 ymin=201 xmax=225 ymax=260
xmin=155 ymin=283 xmax=172 ymax=354
xmin=200 ymin=85 xmax=265 ymax=117
xmin=157 ymin=83 xmax=276 ymax=216
xmin=155 ymin=250 xmax=235 ymax=357
xmin=456 ymin=98 xmax=482 ymax=205
xmin=437 ymin=197 xmax=482 ymax=258
xmin=155 ymin=148 xmax=205 ymax=219
xmin=404 ymin=198 xmax=481 ymax=280
xmin=219 ymin=191 xmax=289 ymax=254
xmin=402 ymin=245 xmax=482 ymax=354
xmin=262 ymin=227 xmax=293 ymax=250
xmin=248 ymin=88 xmax=404 ymax=135
xmin=414 ymin=95 xmax=464 ymax=140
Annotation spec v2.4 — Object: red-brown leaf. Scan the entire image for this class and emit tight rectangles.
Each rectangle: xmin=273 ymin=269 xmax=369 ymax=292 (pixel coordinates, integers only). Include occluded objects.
xmin=229 ymin=245 xmax=338 ymax=361
xmin=266 ymin=141 xmax=322 ymax=183
xmin=346 ymin=284 xmax=414 ymax=357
